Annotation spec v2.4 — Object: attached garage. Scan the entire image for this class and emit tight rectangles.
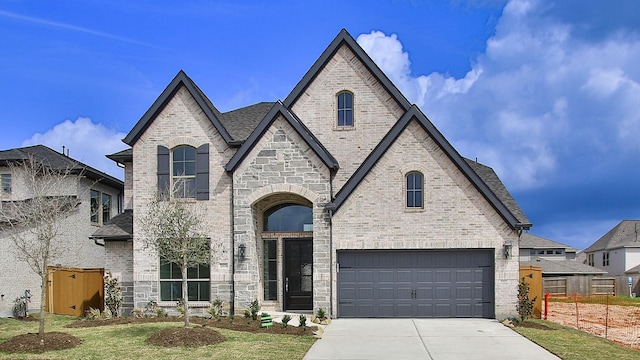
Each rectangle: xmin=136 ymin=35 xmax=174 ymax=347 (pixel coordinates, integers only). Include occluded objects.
xmin=337 ymin=250 xmax=495 ymax=318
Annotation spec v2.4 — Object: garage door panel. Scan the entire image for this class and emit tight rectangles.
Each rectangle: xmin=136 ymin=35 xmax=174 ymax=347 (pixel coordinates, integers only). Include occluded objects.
xmin=338 ymin=250 xmax=494 ymax=318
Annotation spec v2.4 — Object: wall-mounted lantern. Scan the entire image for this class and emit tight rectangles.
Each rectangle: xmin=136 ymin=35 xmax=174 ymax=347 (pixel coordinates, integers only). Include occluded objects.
xmin=504 ymin=241 xmax=513 ymax=259
xmin=238 ymin=244 xmax=246 ymax=261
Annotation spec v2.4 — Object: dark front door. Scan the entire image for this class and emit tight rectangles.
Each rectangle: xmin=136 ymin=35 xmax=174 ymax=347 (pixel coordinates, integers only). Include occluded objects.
xmin=284 ymin=239 xmax=313 ymax=310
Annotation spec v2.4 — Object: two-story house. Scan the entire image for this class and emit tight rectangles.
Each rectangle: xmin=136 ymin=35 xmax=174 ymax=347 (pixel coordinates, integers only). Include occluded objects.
xmin=0 ymin=145 xmax=123 ymax=317
xmin=96 ymin=29 xmax=532 ymax=319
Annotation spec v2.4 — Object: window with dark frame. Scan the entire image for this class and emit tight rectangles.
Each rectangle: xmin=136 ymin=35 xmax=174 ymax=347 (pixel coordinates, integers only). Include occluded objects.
xmin=263 ymin=239 xmax=277 ymax=301
xmin=1 ymin=174 xmax=11 ymax=194
xmin=588 ymin=253 xmax=594 ymax=266
xmin=159 ymin=260 xmax=210 ymax=302
xmin=337 ymin=91 xmax=353 ymax=127
xmin=406 ymin=172 xmax=423 ymax=208
xmin=91 ymin=189 xmax=111 ymax=225
xmin=172 ymin=145 xmax=197 ymax=198
xmin=602 ymin=252 xmax=609 ymax=267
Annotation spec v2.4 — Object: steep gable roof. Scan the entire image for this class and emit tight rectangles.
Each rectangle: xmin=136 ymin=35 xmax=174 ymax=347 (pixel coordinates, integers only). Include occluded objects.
xmin=584 ymin=220 xmax=640 ymax=252
xmin=283 ymin=29 xmax=411 ymax=112
xmin=0 ymin=145 xmax=124 ymax=190
xmin=123 ymin=70 xmax=233 ymax=146
xmin=225 ymin=101 xmax=339 ymax=172
xmin=220 ymin=102 xmax=276 ymax=142
xmin=329 ymin=105 xmax=531 ymax=230
xmin=520 ymin=233 xmax=577 ymax=252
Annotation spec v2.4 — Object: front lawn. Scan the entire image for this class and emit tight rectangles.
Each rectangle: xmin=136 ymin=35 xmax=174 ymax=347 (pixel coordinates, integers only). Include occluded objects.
xmin=0 ymin=314 xmax=316 ymax=360
xmin=514 ymin=319 xmax=640 ymax=360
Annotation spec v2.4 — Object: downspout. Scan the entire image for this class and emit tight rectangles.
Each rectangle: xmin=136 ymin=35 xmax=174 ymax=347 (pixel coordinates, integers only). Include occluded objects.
xmin=230 ymin=173 xmax=235 ymax=315
xmin=329 ymin=171 xmax=334 ymax=318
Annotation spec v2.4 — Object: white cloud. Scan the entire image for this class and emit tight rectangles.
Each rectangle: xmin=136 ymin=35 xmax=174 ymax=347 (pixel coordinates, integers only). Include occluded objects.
xmin=22 ymin=117 xmax=127 ymax=179
xmin=357 ymin=0 xmax=640 ymax=191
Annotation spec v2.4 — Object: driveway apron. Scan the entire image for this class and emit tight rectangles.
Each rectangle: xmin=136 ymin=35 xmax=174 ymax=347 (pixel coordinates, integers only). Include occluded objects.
xmin=303 ymin=318 xmax=560 ymax=360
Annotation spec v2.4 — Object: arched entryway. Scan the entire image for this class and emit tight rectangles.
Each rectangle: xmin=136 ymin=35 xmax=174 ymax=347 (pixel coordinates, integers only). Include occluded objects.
xmin=257 ymin=196 xmax=313 ymax=311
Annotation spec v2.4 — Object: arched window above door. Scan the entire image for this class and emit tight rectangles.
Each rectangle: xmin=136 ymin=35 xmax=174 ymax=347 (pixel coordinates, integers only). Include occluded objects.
xmin=264 ymin=203 xmax=313 ymax=232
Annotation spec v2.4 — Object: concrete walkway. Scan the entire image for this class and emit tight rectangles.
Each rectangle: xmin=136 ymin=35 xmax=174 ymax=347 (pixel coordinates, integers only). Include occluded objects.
xmin=303 ymin=318 xmax=561 ymax=360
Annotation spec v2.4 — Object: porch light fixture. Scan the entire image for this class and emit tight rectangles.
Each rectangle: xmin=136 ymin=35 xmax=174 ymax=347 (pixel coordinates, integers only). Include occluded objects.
xmin=503 ymin=241 xmax=513 ymax=259
xmin=238 ymin=244 xmax=246 ymax=261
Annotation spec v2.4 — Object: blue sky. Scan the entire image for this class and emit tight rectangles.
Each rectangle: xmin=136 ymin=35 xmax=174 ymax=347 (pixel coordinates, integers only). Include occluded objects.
xmin=2 ymin=0 xmax=639 ymax=250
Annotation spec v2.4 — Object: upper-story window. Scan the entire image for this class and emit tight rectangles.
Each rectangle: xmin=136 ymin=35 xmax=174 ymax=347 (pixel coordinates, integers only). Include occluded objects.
xmin=587 ymin=253 xmax=594 ymax=266
xmin=172 ymin=145 xmax=197 ymax=198
xmin=1 ymin=174 xmax=11 ymax=194
xmin=602 ymin=252 xmax=609 ymax=267
xmin=90 ymin=189 xmax=111 ymax=225
xmin=157 ymin=144 xmax=209 ymax=200
xmin=337 ymin=91 xmax=353 ymax=127
xmin=406 ymin=172 xmax=423 ymax=208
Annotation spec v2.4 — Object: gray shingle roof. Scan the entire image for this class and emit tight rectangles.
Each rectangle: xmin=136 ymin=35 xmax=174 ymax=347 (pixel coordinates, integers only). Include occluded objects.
xmin=107 ymin=148 xmax=132 ymax=164
xmin=521 ymin=257 xmax=607 ymax=275
xmin=89 ymin=209 xmax=133 ymax=240
xmin=0 ymin=145 xmax=123 ymax=190
xmin=464 ymin=159 xmax=530 ymax=226
xmin=584 ymin=220 xmax=640 ymax=252
xmin=220 ymin=102 xmax=275 ymax=142
xmin=520 ymin=233 xmax=577 ymax=252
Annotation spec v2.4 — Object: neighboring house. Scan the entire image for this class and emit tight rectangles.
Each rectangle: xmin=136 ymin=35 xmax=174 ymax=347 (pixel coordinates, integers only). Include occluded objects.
xmin=93 ymin=29 xmax=531 ymax=319
xmin=0 ymin=145 xmax=123 ymax=317
xmin=520 ymin=233 xmax=607 ymax=277
xmin=584 ymin=220 xmax=640 ymax=276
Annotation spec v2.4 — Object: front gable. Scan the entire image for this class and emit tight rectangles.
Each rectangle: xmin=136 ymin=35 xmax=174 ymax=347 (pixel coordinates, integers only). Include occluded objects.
xmin=123 ymin=70 xmax=232 ymax=146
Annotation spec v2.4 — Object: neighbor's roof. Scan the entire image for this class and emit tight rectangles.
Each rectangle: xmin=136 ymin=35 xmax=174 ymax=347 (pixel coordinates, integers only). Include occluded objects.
xmin=0 ymin=145 xmax=123 ymax=190
xmin=584 ymin=220 xmax=640 ymax=252
xmin=89 ymin=209 xmax=133 ymax=240
xmin=521 ymin=257 xmax=607 ymax=275
xmin=520 ymin=233 xmax=577 ymax=252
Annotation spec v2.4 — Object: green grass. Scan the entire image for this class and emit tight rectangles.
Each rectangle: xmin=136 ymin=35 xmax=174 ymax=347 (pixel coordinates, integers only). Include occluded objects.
xmin=514 ymin=319 xmax=640 ymax=360
xmin=0 ymin=314 xmax=316 ymax=359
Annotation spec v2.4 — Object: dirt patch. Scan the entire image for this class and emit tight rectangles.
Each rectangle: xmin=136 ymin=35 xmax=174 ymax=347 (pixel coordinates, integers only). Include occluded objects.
xmin=547 ymin=301 xmax=640 ymax=350
xmin=146 ymin=326 xmax=225 ymax=348
xmin=67 ymin=316 xmax=318 ymax=336
xmin=0 ymin=332 xmax=82 ymax=354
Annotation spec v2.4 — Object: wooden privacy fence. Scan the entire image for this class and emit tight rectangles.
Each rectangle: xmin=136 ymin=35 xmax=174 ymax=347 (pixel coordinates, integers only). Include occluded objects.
xmin=46 ymin=267 xmax=104 ymax=317
xmin=519 ymin=266 xmax=543 ymax=318
xmin=542 ymin=276 xmax=616 ymax=296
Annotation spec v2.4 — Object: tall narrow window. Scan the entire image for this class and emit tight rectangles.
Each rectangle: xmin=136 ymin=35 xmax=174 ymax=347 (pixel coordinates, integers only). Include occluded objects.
xmin=172 ymin=145 xmax=196 ymax=198
xmin=264 ymin=239 xmax=277 ymax=301
xmin=337 ymin=91 xmax=353 ymax=127
xmin=406 ymin=172 xmax=423 ymax=208
xmin=602 ymin=252 xmax=609 ymax=267
xmin=587 ymin=253 xmax=594 ymax=266
xmin=90 ymin=190 xmax=100 ymax=223
xmin=102 ymin=193 xmax=111 ymax=223
xmin=160 ymin=260 xmax=210 ymax=302
xmin=91 ymin=189 xmax=112 ymax=225
xmin=1 ymin=174 xmax=11 ymax=194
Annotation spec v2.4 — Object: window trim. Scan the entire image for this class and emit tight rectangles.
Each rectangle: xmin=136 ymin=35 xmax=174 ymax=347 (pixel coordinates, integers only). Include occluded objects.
xmin=336 ymin=91 xmax=354 ymax=128
xmin=602 ymin=252 xmax=609 ymax=267
xmin=159 ymin=259 xmax=211 ymax=302
xmin=171 ymin=145 xmax=197 ymax=199
xmin=405 ymin=171 xmax=424 ymax=210
xmin=1 ymin=174 xmax=11 ymax=194
xmin=90 ymin=189 xmax=111 ymax=225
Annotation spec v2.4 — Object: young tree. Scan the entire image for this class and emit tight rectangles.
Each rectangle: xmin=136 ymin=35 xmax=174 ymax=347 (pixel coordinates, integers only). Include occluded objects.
xmin=0 ymin=156 xmax=84 ymax=336
xmin=138 ymin=192 xmax=210 ymax=327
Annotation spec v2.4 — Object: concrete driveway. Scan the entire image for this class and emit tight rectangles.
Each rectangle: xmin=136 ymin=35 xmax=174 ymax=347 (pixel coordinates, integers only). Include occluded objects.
xmin=303 ymin=318 xmax=560 ymax=360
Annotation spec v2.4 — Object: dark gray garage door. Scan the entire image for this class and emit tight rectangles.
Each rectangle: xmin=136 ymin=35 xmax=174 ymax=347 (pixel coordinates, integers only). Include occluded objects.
xmin=337 ymin=250 xmax=494 ymax=318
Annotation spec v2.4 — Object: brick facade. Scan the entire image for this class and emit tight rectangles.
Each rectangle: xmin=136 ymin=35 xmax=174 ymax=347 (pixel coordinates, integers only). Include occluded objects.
xmin=118 ymin=30 xmax=527 ymax=320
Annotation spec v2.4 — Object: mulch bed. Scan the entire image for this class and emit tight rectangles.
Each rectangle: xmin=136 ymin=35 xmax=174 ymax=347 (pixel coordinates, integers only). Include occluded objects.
xmin=0 ymin=315 xmax=317 ymax=354
xmin=0 ymin=332 xmax=83 ymax=354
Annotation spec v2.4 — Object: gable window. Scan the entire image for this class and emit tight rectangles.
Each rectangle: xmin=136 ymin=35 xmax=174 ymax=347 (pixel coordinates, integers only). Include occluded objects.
xmin=172 ymin=145 xmax=196 ymax=198
xmin=157 ymin=144 xmax=209 ymax=200
xmin=337 ymin=91 xmax=353 ymax=127
xmin=1 ymin=174 xmax=10 ymax=194
xmin=587 ymin=253 xmax=594 ymax=266
xmin=90 ymin=189 xmax=111 ymax=225
xmin=160 ymin=260 xmax=210 ymax=302
xmin=602 ymin=252 xmax=609 ymax=267
xmin=406 ymin=172 xmax=423 ymax=208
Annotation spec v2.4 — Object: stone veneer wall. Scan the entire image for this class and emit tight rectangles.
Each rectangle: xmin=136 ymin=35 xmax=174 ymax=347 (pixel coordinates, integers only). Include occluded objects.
xmin=232 ymin=116 xmax=332 ymax=312
xmin=131 ymin=86 xmax=234 ymax=311
xmin=331 ymin=121 xmax=520 ymax=319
